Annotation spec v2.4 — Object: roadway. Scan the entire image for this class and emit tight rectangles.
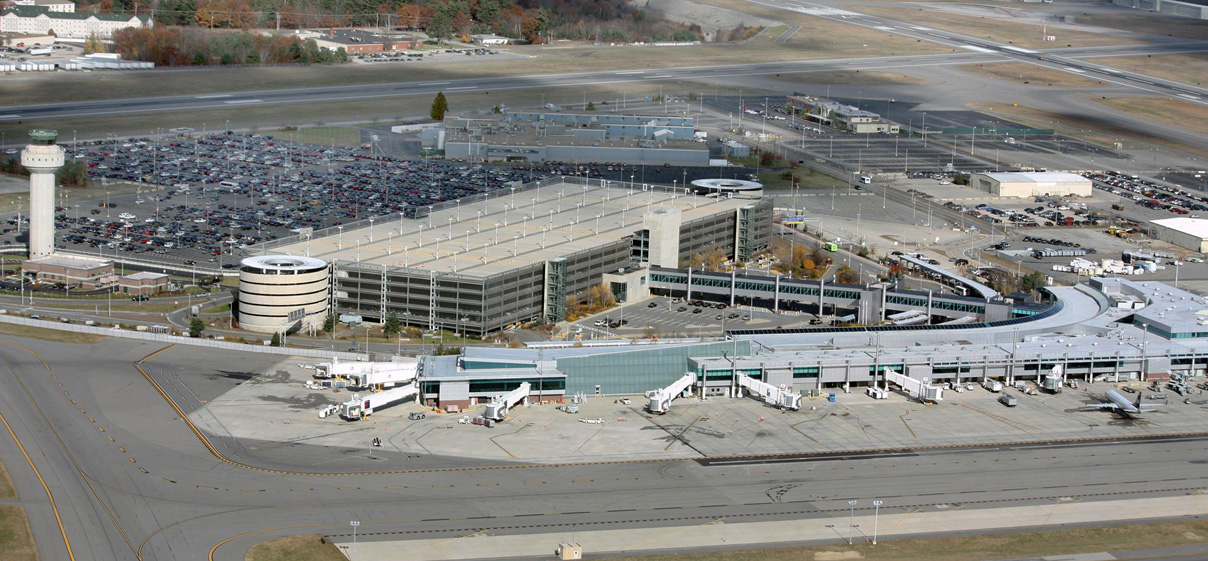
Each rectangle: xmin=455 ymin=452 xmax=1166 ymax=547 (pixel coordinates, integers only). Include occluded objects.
xmin=1 ymin=41 xmax=1205 ymax=124
xmin=1 ymin=336 xmax=1208 ymax=560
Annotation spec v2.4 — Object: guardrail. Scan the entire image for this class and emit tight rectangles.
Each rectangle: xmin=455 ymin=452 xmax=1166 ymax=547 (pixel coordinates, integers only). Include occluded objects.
xmin=0 ymin=313 xmax=363 ymax=360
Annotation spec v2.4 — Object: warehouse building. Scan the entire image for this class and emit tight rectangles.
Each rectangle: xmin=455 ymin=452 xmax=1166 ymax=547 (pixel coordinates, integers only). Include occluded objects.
xmin=21 ymin=255 xmax=113 ymax=289
xmin=784 ymin=94 xmax=900 ymax=134
xmin=970 ymin=172 xmax=1092 ymax=198
xmin=1150 ymin=217 xmax=1208 ymax=253
xmin=263 ymin=178 xmax=770 ymax=336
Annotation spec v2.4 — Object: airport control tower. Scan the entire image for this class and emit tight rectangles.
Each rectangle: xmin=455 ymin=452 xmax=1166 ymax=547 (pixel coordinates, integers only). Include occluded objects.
xmin=21 ymin=129 xmax=64 ymax=259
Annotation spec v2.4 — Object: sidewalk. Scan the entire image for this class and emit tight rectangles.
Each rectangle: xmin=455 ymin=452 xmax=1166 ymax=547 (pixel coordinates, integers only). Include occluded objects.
xmin=334 ymin=492 xmax=1208 ymax=561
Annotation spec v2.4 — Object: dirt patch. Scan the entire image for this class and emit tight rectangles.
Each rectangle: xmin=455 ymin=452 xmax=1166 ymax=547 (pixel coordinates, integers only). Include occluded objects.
xmin=816 ymin=552 xmax=864 ymax=561
xmin=844 ymin=4 xmax=1141 ymax=49
xmin=959 ymin=62 xmax=1107 ymax=88
xmin=1094 ymin=53 xmax=1208 ymax=88
xmin=245 ymin=534 xmax=345 ymax=561
xmin=1092 ymin=97 xmax=1208 ymax=137
xmin=0 ymin=505 xmax=37 ymax=561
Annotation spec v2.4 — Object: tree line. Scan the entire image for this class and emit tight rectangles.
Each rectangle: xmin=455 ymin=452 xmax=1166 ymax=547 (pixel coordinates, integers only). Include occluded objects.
xmin=78 ymin=0 xmax=703 ymax=44
xmin=112 ymin=25 xmax=347 ymax=65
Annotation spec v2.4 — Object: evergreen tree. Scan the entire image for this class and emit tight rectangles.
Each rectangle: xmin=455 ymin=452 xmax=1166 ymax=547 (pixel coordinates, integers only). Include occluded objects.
xmin=383 ymin=312 xmax=402 ymax=337
xmin=430 ymin=92 xmax=449 ymax=121
xmin=270 ymin=332 xmax=281 ymax=346
xmin=189 ymin=318 xmax=205 ymax=338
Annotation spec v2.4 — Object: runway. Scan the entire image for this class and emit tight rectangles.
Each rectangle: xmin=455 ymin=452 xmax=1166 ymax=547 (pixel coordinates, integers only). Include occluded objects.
xmin=0 ymin=41 xmax=1205 ymax=124
xmin=1 ymin=336 xmax=1207 ymax=560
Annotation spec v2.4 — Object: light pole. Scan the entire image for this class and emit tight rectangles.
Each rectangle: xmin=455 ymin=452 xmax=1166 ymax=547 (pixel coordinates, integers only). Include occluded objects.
xmin=847 ymin=500 xmax=857 ymax=545
xmin=350 ymin=520 xmax=360 ymax=561
xmin=872 ymin=500 xmax=883 ymax=545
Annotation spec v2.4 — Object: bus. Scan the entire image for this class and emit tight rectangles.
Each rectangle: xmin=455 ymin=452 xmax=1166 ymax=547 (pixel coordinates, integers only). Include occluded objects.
xmin=823 ymin=242 xmax=838 ymax=252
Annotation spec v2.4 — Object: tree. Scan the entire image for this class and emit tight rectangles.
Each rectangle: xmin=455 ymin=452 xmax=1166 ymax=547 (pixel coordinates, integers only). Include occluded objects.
xmin=585 ymin=102 xmax=595 ymax=111
xmin=323 ymin=312 xmax=336 ymax=333
xmin=430 ymin=91 xmax=449 ymax=121
xmin=1021 ymin=271 xmax=1046 ymax=292
xmin=383 ymin=312 xmax=402 ymax=336
xmin=189 ymin=318 xmax=205 ymax=337
xmin=834 ymin=264 xmax=858 ymax=284
xmin=270 ymin=332 xmax=281 ymax=346
xmin=84 ymin=32 xmax=104 ymax=54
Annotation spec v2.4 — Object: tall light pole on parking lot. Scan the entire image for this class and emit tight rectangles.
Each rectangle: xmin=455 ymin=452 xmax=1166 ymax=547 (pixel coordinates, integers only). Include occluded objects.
xmin=350 ymin=520 xmax=360 ymax=561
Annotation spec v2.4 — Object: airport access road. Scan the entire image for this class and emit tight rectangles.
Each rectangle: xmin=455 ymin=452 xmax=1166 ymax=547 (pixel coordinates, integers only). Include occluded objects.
xmin=1 ymin=41 xmax=1205 ymax=125
xmin=3 ymin=335 xmax=1208 ymax=561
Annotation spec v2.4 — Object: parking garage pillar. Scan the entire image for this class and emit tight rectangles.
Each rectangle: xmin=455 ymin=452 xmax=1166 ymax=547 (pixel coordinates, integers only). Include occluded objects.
xmin=729 ymin=269 xmax=736 ymax=307
xmin=927 ymin=289 xmax=933 ymax=321
xmin=880 ymin=284 xmax=887 ymax=322
xmin=774 ymin=275 xmax=780 ymax=312
xmin=686 ymin=267 xmax=693 ymax=302
xmin=819 ymin=278 xmax=825 ymax=318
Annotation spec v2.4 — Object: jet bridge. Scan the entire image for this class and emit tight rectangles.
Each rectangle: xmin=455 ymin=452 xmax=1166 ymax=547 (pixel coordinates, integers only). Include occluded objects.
xmin=318 ymin=358 xmax=419 ymax=388
xmin=881 ymin=368 xmax=944 ymax=403
xmin=339 ymin=383 xmax=419 ymax=420
xmin=483 ymin=382 xmax=531 ymax=421
xmin=645 ymin=373 xmax=695 ymax=414
xmin=735 ymin=373 xmax=802 ymax=410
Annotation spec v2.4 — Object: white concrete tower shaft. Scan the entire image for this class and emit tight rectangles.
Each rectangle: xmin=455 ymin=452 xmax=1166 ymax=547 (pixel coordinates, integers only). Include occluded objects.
xmin=21 ymin=129 xmax=64 ymax=259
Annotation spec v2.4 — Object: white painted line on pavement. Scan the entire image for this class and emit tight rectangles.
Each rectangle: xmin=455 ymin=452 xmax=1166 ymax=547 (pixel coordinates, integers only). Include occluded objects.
xmin=445 ymin=86 xmax=479 ymax=91
xmin=223 ymin=99 xmax=262 ymax=105
xmin=0 ymin=114 xmax=20 ymax=120
xmin=961 ymin=45 xmax=994 ymax=53
xmin=195 ymin=94 xmax=232 ymax=99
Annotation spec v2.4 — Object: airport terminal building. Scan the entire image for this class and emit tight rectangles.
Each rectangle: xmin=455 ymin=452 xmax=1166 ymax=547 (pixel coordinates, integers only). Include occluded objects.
xmin=414 ymin=276 xmax=1208 ymax=408
xmin=264 ymin=178 xmax=771 ymax=336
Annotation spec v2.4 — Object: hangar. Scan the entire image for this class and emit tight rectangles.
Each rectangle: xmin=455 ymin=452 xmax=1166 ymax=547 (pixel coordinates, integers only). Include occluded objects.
xmin=1150 ymin=217 xmax=1208 ymax=253
xmin=970 ymin=172 xmax=1092 ymax=198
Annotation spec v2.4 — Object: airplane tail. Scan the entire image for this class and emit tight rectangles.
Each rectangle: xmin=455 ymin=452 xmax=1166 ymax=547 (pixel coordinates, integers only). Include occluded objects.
xmin=1134 ymin=391 xmax=1144 ymax=410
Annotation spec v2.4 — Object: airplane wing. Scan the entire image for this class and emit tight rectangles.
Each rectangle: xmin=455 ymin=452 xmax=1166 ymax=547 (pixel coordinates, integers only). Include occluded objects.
xmin=1139 ymin=403 xmax=1166 ymax=408
xmin=1084 ymin=402 xmax=1120 ymax=410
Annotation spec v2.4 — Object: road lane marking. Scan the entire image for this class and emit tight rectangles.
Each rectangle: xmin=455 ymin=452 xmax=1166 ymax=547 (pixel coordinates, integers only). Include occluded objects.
xmin=194 ymin=94 xmax=232 ymax=99
xmin=223 ymin=99 xmax=263 ymax=104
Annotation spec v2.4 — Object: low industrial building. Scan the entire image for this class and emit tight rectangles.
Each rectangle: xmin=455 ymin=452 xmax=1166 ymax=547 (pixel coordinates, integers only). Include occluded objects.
xmin=117 ymin=271 xmax=170 ymax=296
xmin=12 ymin=0 xmax=74 ymax=12
xmin=237 ymin=256 xmax=330 ymax=334
xmin=261 ymin=179 xmax=771 ymax=336
xmin=970 ymin=172 xmax=1092 ymax=198
xmin=442 ymin=113 xmax=709 ymax=165
xmin=785 ymin=94 xmax=900 ymax=134
xmin=0 ymin=5 xmax=150 ymax=38
xmin=21 ymin=255 xmax=112 ymax=289
xmin=470 ymin=34 xmax=509 ymax=45
xmin=1150 ymin=217 xmax=1208 ymax=253
xmin=0 ymin=31 xmax=53 ymax=47
xmin=306 ymin=29 xmax=422 ymax=53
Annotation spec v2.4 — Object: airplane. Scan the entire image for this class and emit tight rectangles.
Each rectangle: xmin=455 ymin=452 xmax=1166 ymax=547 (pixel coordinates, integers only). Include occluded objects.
xmin=1084 ymin=389 xmax=1164 ymax=417
xmin=579 ymin=418 xmax=606 ymax=424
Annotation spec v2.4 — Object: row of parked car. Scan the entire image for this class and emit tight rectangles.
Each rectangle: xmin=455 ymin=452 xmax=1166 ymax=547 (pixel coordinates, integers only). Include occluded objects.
xmin=1086 ymin=171 xmax=1208 ymax=215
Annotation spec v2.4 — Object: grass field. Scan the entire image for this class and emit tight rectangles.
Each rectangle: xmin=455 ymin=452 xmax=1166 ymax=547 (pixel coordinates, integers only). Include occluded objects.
xmin=0 ymin=505 xmax=37 ymax=561
xmin=201 ymin=303 xmax=231 ymax=314
xmin=844 ymin=5 xmax=1138 ymax=49
xmin=276 ymin=126 xmax=363 ymax=147
xmin=0 ymin=322 xmax=106 ymax=344
xmin=968 ymin=101 xmax=1208 ymax=160
xmin=1078 ymin=12 xmax=1208 ymax=40
xmin=0 ymin=457 xmax=15 ymax=501
xmin=245 ymin=535 xmax=345 ymax=561
xmin=31 ymin=301 xmax=186 ymax=314
xmin=1093 ymin=97 xmax=1208 ymax=137
xmin=611 ymin=519 xmax=1208 ymax=561
xmin=959 ymin=62 xmax=1107 ymax=88
xmin=1094 ymin=53 xmax=1208 ymax=87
